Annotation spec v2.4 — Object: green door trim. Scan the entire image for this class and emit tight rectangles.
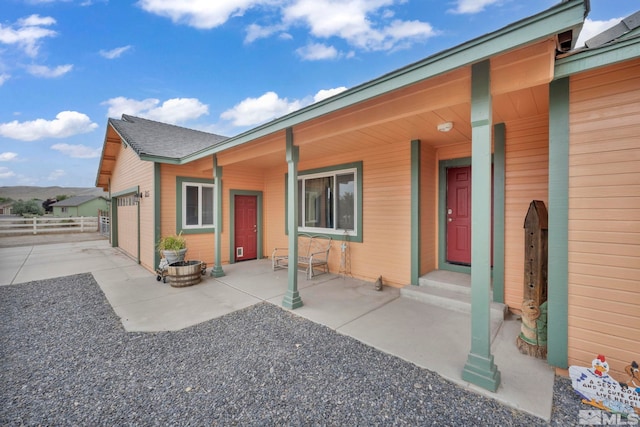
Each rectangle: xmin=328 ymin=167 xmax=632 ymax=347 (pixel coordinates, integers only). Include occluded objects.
xmin=438 ymin=157 xmax=472 ymax=275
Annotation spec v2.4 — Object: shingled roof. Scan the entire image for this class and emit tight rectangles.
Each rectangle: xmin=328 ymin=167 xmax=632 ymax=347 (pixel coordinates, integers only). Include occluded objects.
xmin=108 ymin=115 xmax=228 ymax=159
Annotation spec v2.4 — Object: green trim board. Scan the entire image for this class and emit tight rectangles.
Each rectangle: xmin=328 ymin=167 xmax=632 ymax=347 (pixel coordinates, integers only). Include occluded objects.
xmin=154 ymin=163 xmax=161 ymax=273
xmin=110 ymin=193 xmax=118 ymax=248
xmin=228 ymin=190 xmax=264 ymax=265
xmin=492 ymin=123 xmax=506 ymax=304
xmin=547 ymin=77 xmax=570 ymax=369
xmin=410 ymin=140 xmax=421 ymax=286
xmin=175 ymin=176 xmax=216 ymax=235
xmin=284 ymin=161 xmax=364 ymax=243
xmin=554 ymin=35 xmax=640 ymax=79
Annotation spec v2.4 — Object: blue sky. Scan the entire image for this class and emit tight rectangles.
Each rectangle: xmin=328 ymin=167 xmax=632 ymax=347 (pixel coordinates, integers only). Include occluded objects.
xmin=0 ymin=0 xmax=635 ymax=188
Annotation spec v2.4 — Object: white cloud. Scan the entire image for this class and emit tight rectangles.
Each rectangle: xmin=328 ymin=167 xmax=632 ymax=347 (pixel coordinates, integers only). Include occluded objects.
xmin=139 ymin=0 xmax=436 ymax=54
xmin=102 ymin=96 xmax=209 ymax=124
xmin=0 ymin=73 xmax=10 ymax=86
xmin=0 ymin=111 xmax=98 ymax=141
xmin=313 ymin=87 xmax=347 ymax=102
xmin=26 ymin=64 xmax=73 ymax=78
xmin=575 ymin=17 xmax=623 ymax=47
xmin=220 ymin=86 xmax=349 ymax=127
xmin=220 ymin=91 xmax=305 ymax=127
xmin=51 ymin=143 xmax=102 ymax=158
xmin=448 ymin=0 xmax=501 ymax=14
xmin=0 ymin=152 xmax=18 ymax=161
xmin=48 ymin=169 xmax=66 ymax=180
xmin=137 ymin=0 xmax=273 ymax=29
xmin=296 ymin=43 xmax=339 ymax=60
xmin=282 ymin=0 xmax=437 ymax=51
xmin=0 ymin=14 xmax=58 ymax=57
xmin=100 ymin=45 xmax=132 ymax=59
xmin=0 ymin=167 xmax=16 ymax=179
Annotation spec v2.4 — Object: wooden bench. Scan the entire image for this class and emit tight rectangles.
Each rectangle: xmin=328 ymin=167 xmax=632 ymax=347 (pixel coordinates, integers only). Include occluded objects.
xmin=271 ymin=234 xmax=332 ymax=279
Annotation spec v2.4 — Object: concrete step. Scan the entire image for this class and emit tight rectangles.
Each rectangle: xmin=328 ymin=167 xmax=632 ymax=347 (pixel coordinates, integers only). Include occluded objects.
xmin=404 ymin=270 xmax=508 ymax=321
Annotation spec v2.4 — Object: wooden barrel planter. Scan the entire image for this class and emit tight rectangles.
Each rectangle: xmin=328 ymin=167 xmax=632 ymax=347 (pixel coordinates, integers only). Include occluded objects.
xmin=167 ymin=260 xmax=203 ymax=287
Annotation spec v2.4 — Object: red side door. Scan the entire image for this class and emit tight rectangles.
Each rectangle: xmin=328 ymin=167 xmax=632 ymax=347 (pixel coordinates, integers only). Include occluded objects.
xmin=446 ymin=166 xmax=472 ymax=265
xmin=234 ymin=195 xmax=257 ymax=262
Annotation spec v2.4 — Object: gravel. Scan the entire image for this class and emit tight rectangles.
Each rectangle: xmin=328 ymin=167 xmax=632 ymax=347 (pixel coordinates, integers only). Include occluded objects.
xmin=1 ymin=274 xmax=584 ymax=426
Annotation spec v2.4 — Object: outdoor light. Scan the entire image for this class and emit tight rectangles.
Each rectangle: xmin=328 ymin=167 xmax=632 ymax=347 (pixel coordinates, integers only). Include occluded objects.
xmin=437 ymin=122 xmax=453 ymax=132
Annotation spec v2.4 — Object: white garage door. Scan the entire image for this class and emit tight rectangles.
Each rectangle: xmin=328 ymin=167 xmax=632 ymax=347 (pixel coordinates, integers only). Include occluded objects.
xmin=117 ymin=194 xmax=139 ymax=261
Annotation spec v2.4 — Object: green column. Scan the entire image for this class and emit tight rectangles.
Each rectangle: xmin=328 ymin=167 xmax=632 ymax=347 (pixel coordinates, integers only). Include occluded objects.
xmin=210 ymin=155 xmax=225 ymax=277
xmin=282 ymin=127 xmax=303 ymax=309
xmin=462 ymin=60 xmax=501 ymax=392
xmin=411 ymin=139 xmax=421 ymax=286
xmin=492 ymin=123 xmax=505 ymax=303
xmin=547 ymin=77 xmax=569 ymax=368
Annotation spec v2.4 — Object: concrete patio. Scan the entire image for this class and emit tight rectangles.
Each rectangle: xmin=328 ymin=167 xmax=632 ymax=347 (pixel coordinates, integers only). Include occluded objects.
xmin=0 ymin=236 xmax=556 ymax=421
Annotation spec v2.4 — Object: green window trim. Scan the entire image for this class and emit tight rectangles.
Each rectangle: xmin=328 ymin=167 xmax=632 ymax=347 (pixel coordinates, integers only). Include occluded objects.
xmin=176 ymin=176 xmax=216 ymax=234
xmin=285 ymin=161 xmax=363 ymax=243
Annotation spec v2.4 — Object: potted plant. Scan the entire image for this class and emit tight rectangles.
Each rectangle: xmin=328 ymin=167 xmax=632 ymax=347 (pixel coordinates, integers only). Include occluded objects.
xmin=157 ymin=232 xmax=187 ymax=264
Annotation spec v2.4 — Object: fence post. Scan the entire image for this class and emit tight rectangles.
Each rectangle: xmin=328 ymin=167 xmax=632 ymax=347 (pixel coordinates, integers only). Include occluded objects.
xmin=32 ymin=217 xmax=37 ymax=235
xmin=80 ymin=217 xmax=84 ymax=232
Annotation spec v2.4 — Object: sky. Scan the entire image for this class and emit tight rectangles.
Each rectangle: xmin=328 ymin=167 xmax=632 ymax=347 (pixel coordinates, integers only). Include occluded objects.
xmin=0 ymin=0 xmax=636 ymax=189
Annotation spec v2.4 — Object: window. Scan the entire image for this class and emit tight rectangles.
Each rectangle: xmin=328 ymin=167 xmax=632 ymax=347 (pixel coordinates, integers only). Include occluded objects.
xmin=297 ymin=166 xmax=358 ymax=236
xmin=182 ymin=182 xmax=214 ymax=229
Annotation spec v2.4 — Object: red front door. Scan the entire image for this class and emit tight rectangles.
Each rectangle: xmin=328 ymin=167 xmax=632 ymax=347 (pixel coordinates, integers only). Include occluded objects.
xmin=446 ymin=166 xmax=471 ymax=265
xmin=234 ymin=195 xmax=257 ymax=262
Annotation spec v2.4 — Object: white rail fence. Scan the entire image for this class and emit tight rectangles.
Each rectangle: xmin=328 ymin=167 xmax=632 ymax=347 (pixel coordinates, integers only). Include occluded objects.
xmin=0 ymin=216 xmax=100 ymax=236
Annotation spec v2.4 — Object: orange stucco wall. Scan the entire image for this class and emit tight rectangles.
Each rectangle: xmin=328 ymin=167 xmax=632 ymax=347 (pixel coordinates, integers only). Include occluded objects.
xmin=567 ymin=59 xmax=640 ymax=378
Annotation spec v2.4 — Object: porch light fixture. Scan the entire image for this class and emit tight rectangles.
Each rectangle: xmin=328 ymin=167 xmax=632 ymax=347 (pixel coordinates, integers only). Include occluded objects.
xmin=437 ymin=122 xmax=453 ymax=132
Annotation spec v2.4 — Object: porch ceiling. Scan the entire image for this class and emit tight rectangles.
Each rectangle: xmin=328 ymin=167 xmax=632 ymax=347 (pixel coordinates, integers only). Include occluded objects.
xmin=216 ymin=40 xmax=553 ymax=170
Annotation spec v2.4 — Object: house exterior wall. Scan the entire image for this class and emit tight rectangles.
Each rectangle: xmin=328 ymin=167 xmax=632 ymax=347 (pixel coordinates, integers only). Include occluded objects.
xmin=262 ymin=141 xmax=413 ymax=287
xmin=110 ymin=140 xmax=154 ymax=270
xmin=159 ymin=158 xmax=215 ymax=268
xmin=503 ymin=114 xmax=549 ymax=309
xmin=567 ymin=58 xmax=640 ymax=378
xmin=420 ymin=143 xmax=437 ymax=275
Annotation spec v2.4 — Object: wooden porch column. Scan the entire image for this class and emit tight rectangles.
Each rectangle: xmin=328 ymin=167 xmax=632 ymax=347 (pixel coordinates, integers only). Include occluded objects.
xmin=462 ymin=60 xmax=501 ymax=392
xmin=210 ymin=155 xmax=225 ymax=277
xmin=282 ymin=127 xmax=303 ymax=309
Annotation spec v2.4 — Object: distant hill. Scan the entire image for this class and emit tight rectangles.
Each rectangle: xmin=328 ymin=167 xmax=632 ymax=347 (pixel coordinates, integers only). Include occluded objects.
xmin=0 ymin=186 xmax=108 ymax=202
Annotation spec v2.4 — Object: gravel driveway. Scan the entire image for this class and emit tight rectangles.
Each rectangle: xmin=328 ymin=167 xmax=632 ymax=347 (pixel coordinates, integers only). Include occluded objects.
xmin=1 ymin=273 xmax=583 ymax=426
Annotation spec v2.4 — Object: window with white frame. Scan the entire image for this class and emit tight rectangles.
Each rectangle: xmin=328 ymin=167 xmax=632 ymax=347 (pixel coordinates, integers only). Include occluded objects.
xmin=297 ymin=167 xmax=357 ymax=235
xmin=182 ymin=182 xmax=214 ymax=229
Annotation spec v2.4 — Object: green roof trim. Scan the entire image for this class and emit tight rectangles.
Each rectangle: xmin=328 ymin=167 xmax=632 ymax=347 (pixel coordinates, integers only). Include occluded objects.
xmin=554 ymin=33 xmax=640 ymax=79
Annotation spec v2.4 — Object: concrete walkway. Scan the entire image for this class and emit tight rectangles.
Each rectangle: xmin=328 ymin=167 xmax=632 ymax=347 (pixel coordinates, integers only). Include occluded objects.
xmin=0 ymin=236 xmax=556 ymax=421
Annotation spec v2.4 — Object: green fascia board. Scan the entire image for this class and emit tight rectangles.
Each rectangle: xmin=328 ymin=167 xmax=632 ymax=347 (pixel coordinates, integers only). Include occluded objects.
xmin=179 ymin=0 xmax=587 ymax=164
xmin=554 ymin=35 xmax=640 ymax=79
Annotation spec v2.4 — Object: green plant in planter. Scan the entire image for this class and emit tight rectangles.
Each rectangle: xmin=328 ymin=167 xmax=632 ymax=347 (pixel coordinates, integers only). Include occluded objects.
xmin=157 ymin=232 xmax=187 ymax=264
